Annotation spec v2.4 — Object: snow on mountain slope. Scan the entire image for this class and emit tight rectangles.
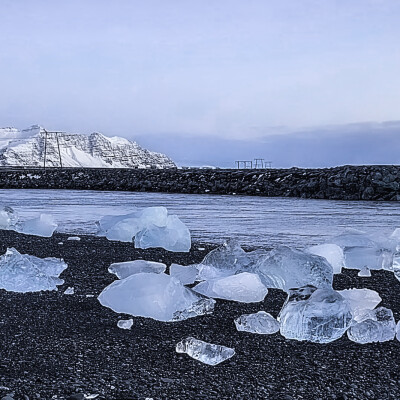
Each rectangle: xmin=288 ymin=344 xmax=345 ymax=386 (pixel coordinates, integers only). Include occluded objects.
xmin=0 ymin=125 xmax=176 ymax=168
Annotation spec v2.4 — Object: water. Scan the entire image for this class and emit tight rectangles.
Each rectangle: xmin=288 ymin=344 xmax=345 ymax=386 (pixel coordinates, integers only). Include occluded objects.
xmin=2 ymin=189 xmax=400 ymax=248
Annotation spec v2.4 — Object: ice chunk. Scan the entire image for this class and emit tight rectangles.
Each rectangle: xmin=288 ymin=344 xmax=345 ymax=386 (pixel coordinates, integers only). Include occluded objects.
xmin=253 ymin=246 xmax=333 ymax=292
xmin=347 ymin=307 xmax=396 ymax=344
xmin=396 ymin=321 xmax=400 ymax=341
xmin=307 ymin=244 xmax=344 ymax=274
xmin=172 ymin=297 xmax=215 ymax=321
xmin=135 ymin=214 xmax=191 ymax=252
xmin=337 ymin=288 xmax=381 ymax=322
xmin=67 ymin=236 xmax=81 ymax=241
xmin=16 ymin=214 xmax=57 ymax=237
xmin=64 ymin=287 xmax=74 ymax=295
xmin=108 ymin=260 xmax=166 ymax=279
xmin=0 ymin=248 xmax=67 ymax=292
xmin=279 ymin=285 xmax=352 ymax=343
xmin=0 ymin=206 xmax=18 ymax=229
xmin=169 ymin=263 xmax=198 ymax=285
xmin=98 ymin=272 xmax=214 ymax=322
xmin=176 ymin=337 xmax=235 ymax=366
xmin=358 ymin=267 xmax=371 ymax=277
xmin=193 ymin=272 xmax=268 ymax=303
xmin=235 ymin=311 xmax=280 ymax=334
xmin=117 ymin=319 xmax=133 ymax=330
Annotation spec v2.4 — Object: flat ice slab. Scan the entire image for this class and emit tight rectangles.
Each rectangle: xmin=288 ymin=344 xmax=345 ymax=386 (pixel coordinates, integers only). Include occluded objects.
xmin=235 ymin=311 xmax=280 ymax=334
xmin=193 ymin=272 xmax=268 ymax=303
xmin=169 ymin=263 xmax=198 ymax=285
xmin=307 ymin=244 xmax=345 ymax=274
xmin=108 ymin=260 xmax=166 ymax=279
xmin=98 ymin=272 xmax=215 ymax=322
xmin=0 ymin=248 xmax=67 ymax=292
xmin=16 ymin=214 xmax=58 ymax=237
xmin=176 ymin=337 xmax=235 ymax=365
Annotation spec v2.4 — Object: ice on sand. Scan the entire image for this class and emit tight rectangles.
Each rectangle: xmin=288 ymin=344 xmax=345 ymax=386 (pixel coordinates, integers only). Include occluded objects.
xmin=337 ymin=288 xmax=381 ymax=322
xmin=396 ymin=321 xmax=400 ymax=342
xmin=98 ymin=273 xmax=215 ymax=322
xmin=358 ymin=267 xmax=371 ymax=277
xmin=169 ymin=263 xmax=198 ymax=285
xmin=64 ymin=287 xmax=74 ymax=295
xmin=235 ymin=311 xmax=280 ymax=334
xmin=16 ymin=214 xmax=57 ymax=237
xmin=108 ymin=260 xmax=166 ymax=279
xmin=347 ymin=307 xmax=396 ymax=344
xmin=176 ymin=337 xmax=235 ymax=365
xmin=0 ymin=248 xmax=67 ymax=292
xmin=117 ymin=319 xmax=133 ymax=330
xmin=97 ymin=207 xmax=191 ymax=252
xmin=0 ymin=206 xmax=18 ymax=229
xmin=307 ymin=244 xmax=345 ymax=274
xmin=253 ymin=246 xmax=333 ymax=292
xmin=193 ymin=272 xmax=268 ymax=303
xmin=279 ymin=285 xmax=352 ymax=343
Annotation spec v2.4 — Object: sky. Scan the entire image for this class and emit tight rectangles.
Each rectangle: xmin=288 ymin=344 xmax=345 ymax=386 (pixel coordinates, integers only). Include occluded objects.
xmin=0 ymin=0 xmax=399 ymax=166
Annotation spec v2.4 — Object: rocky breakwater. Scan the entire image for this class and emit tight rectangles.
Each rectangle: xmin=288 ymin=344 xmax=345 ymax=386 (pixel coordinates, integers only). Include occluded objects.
xmin=0 ymin=165 xmax=400 ymax=200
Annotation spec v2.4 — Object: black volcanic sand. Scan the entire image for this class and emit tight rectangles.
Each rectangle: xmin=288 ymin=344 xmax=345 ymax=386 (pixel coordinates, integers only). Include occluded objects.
xmin=0 ymin=231 xmax=399 ymax=400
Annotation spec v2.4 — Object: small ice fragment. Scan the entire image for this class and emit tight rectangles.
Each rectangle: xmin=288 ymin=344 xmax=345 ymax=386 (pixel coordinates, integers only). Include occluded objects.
xmin=98 ymin=273 xmax=214 ymax=322
xmin=64 ymin=287 xmax=74 ymax=295
xmin=279 ymin=285 xmax=352 ymax=343
xmin=337 ymin=288 xmax=381 ymax=322
xmin=358 ymin=267 xmax=371 ymax=277
xmin=117 ymin=319 xmax=133 ymax=330
xmin=108 ymin=260 xmax=166 ymax=279
xmin=58 ymin=242 xmax=63 ymax=245
xmin=169 ymin=263 xmax=198 ymax=285
xmin=84 ymin=395 xmax=99 ymax=400
xmin=0 ymin=206 xmax=18 ymax=229
xmin=176 ymin=337 xmax=235 ymax=365
xmin=67 ymin=236 xmax=81 ymax=241
xmin=16 ymin=214 xmax=57 ymax=237
xmin=172 ymin=297 xmax=215 ymax=321
xmin=86 ymin=294 xmax=94 ymax=297
xmin=235 ymin=311 xmax=280 ymax=334
xmin=307 ymin=244 xmax=344 ymax=274
xmin=347 ymin=307 xmax=396 ymax=344
xmin=198 ymin=247 xmax=206 ymax=251
xmin=396 ymin=321 xmax=400 ymax=341
xmin=193 ymin=272 xmax=268 ymax=303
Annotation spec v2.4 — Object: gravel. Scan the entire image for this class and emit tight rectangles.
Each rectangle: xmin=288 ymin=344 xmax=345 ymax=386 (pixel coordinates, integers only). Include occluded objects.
xmin=0 ymin=230 xmax=399 ymax=400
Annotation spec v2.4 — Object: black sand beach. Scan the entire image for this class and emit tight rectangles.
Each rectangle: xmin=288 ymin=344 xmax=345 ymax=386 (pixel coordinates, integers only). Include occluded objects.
xmin=0 ymin=230 xmax=399 ymax=400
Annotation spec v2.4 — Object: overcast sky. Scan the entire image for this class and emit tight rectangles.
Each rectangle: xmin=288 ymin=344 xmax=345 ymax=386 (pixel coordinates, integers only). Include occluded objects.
xmin=1 ymin=0 xmax=399 ymax=165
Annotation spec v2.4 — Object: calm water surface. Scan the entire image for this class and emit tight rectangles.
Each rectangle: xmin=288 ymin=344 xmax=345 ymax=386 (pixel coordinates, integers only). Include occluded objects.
xmin=2 ymin=189 xmax=400 ymax=248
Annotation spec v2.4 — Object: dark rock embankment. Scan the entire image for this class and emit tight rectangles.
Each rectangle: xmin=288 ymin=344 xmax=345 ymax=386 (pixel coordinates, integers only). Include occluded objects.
xmin=1 ymin=165 xmax=400 ymax=200
xmin=0 ymin=230 xmax=399 ymax=399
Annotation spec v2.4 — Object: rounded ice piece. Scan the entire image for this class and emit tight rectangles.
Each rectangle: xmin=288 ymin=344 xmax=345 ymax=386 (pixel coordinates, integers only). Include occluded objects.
xmin=117 ymin=319 xmax=133 ymax=330
xmin=0 ymin=206 xmax=18 ymax=229
xmin=347 ymin=307 xmax=396 ymax=344
xmin=108 ymin=260 xmax=166 ymax=279
xmin=235 ymin=311 xmax=280 ymax=334
xmin=307 ymin=244 xmax=344 ymax=274
xmin=98 ymin=272 xmax=211 ymax=322
xmin=279 ymin=285 xmax=352 ymax=343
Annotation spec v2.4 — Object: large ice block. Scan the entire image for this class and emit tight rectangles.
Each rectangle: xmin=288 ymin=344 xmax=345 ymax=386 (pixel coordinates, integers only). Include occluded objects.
xmin=235 ymin=311 xmax=280 ymax=334
xmin=169 ymin=263 xmax=198 ymax=285
xmin=98 ymin=272 xmax=214 ymax=322
xmin=108 ymin=260 xmax=166 ymax=279
xmin=16 ymin=214 xmax=57 ymax=237
xmin=347 ymin=307 xmax=396 ymax=344
xmin=337 ymin=288 xmax=381 ymax=322
xmin=0 ymin=248 xmax=67 ymax=292
xmin=307 ymin=244 xmax=345 ymax=274
xmin=279 ymin=285 xmax=352 ymax=343
xmin=135 ymin=215 xmax=191 ymax=252
xmin=193 ymin=272 xmax=268 ymax=303
xmin=0 ymin=206 xmax=18 ymax=229
xmin=253 ymin=246 xmax=333 ymax=292
xmin=176 ymin=337 xmax=235 ymax=366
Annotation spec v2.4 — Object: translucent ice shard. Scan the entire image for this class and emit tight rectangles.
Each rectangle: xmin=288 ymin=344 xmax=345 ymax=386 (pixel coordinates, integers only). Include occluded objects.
xmin=0 ymin=206 xmax=18 ymax=229
xmin=16 ymin=214 xmax=57 ymax=237
xmin=117 ymin=319 xmax=133 ymax=330
xmin=234 ymin=311 xmax=280 ymax=334
xmin=358 ymin=267 xmax=371 ymax=277
xmin=0 ymin=248 xmax=67 ymax=292
xmin=337 ymin=288 xmax=381 ymax=322
xmin=172 ymin=297 xmax=216 ymax=321
xmin=396 ymin=321 xmax=400 ymax=341
xmin=135 ymin=214 xmax=191 ymax=252
xmin=253 ymin=246 xmax=333 ymax=292
xmin=169 ymin=263 xmax=198 ymax=285
xmin=347 ymin=307 xmax=396 ymax=344
xmin=176 ymin=337 xmax=235 ymax=366
xmin=279 ymin=285 xmax=352 ymax=343
xmin=98 ymin=272 xmax=213 ymax=322
xmin=108 ymin=260 xmax=166 ymax=279
xmin=193 ymin=272 xmax=268 ymax=303
xmin=307 ymin=244 xmax=345 ymax=274
xmin=64 ymin=287 xmax=74 ymax=295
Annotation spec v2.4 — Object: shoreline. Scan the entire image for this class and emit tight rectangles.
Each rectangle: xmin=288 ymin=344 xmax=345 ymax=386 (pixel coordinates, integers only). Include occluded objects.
xmin=0 ymin=231 xmax=399 ymax=399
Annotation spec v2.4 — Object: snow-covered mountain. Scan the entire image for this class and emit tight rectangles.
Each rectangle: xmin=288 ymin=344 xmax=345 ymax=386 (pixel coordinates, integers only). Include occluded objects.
xmin=0 ymin=125 xmax=176 ymax=168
